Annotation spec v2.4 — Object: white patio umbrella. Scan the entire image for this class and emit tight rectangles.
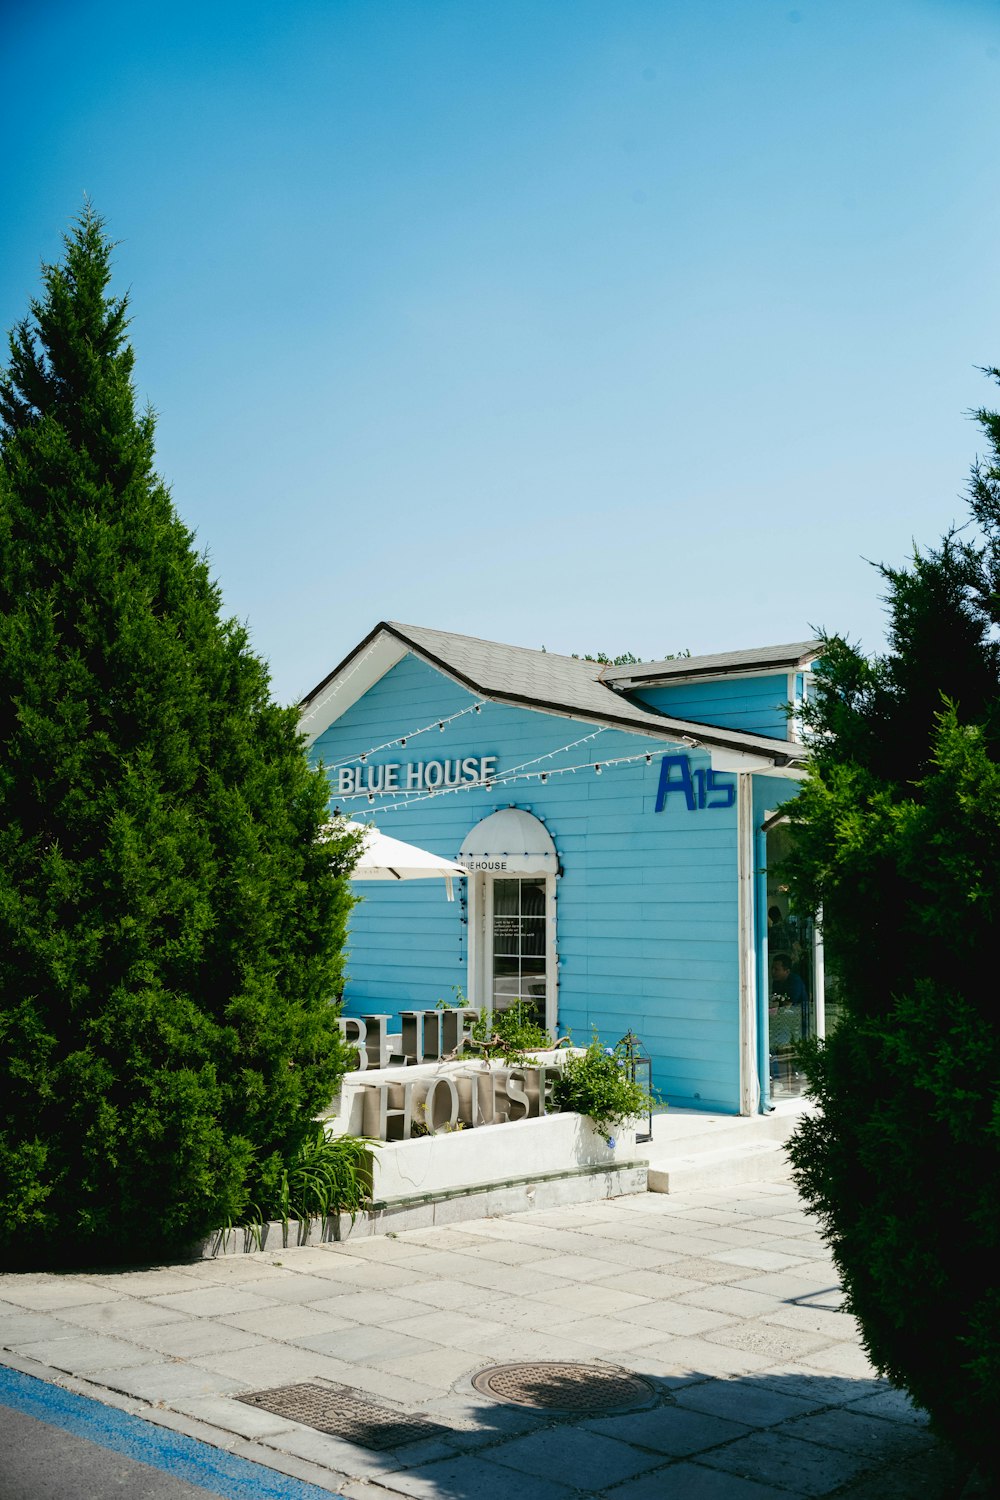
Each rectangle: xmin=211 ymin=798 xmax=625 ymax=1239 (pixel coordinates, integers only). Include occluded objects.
xmin=324 ymin=820 xmax=467 ymax=900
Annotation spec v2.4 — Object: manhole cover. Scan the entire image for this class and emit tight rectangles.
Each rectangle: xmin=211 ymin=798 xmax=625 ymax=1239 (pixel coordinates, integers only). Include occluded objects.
xmin=472 ymin=1361 xmax=656 ymax=1413
xmin=235 ymin=1382 xmax=443 ymax=1451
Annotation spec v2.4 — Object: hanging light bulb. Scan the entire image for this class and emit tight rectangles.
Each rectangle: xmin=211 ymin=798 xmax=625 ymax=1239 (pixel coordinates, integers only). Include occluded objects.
xmin=438 ymin=722 xmax=444 ymax=732
xmin=540 ymin=772 xmax=548 ymax=783
xmin=360 ymin=753 xmax=366 ymax=763
xmin=400 ymin=738 xmax=406 ymax=747
xmin=645 ymin=754 xmax=652 ymax=764
xmin=594 ymin=763 xmax=602 ymax=774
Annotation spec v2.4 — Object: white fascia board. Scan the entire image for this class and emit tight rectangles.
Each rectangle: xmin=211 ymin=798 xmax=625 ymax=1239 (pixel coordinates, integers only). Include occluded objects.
xmin=298 ymin=631 xmax=408 ymax=746
xmin=709 ymin=748 xmax=782 ymax=773
xmin=613 ymin=662 xmax=818 ymax=691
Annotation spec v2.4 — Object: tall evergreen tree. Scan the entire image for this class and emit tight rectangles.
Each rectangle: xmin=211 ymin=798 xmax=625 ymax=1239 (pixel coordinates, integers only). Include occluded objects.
xmin=785 ymin=370 xmax=1000 ymax=1479
xmin=0 ymin=208 xmax=357 ymax=1265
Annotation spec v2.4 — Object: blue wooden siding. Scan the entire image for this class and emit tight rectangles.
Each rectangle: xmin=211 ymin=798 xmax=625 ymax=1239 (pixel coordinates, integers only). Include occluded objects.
xmin=631 ymin=673 xmax=791 ymax=739
xmin=310 ymin=652 xmax=745 ymax=1112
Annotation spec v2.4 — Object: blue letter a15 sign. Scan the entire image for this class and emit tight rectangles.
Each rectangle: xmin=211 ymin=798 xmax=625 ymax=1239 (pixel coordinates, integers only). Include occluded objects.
xmin=655 ymin=754 xmax=735 ymax=813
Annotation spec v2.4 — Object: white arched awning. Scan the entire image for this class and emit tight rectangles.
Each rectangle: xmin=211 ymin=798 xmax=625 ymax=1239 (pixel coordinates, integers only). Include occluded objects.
xmin=458 ymin=808 xmax=558 ymax=876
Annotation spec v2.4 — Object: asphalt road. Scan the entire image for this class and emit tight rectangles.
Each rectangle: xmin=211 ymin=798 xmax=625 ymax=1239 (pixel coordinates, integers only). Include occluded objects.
xmin=0 ymin=1365 xmax=339 ymax=1500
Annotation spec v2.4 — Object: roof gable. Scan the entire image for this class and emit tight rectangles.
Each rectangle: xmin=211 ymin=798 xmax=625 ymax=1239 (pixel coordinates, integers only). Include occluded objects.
xmin=299 ymin=621 xmax=810 ymax=769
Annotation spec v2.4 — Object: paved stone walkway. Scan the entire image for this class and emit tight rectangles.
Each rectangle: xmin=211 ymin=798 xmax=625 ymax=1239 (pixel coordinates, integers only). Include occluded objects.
xmin=0 ymin=1182 xmax=976 ymax=1498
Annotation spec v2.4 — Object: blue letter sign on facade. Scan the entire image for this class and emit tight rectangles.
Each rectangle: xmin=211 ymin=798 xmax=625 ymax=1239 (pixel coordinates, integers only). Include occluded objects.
xmin=655 ymin=755 xmax=735 ymax=813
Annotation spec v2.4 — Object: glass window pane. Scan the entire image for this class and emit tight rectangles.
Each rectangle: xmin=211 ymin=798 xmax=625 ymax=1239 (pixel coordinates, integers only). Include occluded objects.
xmin=493 ymin=880 xmax=519 ymax=916
xmin=520 ymin=879 xmax=545 ymax=916
xmin=519 ymin=918 xmax=546 ymax=956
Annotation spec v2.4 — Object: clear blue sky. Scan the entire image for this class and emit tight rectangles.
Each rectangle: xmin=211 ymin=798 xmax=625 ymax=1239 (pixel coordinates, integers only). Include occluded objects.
xmin=3 ymin=0 xmax=1000 ymax=702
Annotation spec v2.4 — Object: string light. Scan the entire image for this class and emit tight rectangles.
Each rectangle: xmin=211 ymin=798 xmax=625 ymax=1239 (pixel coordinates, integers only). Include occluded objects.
xmin=333 ymin=742 xmax=675 ymax=816
xmin=320 ymin=700 xmax=488 ymax=772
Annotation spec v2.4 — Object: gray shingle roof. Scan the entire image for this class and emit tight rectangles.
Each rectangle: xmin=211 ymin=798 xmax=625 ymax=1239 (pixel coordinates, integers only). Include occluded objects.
xmin=305 ymin=621 xmax=807 ymax=765
xmin=601 ymin=640 xmax=823 ymax=684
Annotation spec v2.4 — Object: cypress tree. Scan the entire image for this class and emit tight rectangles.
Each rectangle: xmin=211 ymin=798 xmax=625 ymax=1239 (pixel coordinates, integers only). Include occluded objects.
xmin=784 ymin=370 xmax=1000 ymax=1479
xmin=0 ymin=208 xmax=357 ymax=1266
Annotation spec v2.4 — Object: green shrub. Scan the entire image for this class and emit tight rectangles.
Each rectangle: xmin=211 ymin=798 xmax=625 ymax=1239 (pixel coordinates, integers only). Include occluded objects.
xmin=466 ymin=1001 xmax=553 ymax=1065
xmin=241 ymin=1128 xmax=375 ymax=1239
xmin=783 ymin=370 xmax=1000 ymax=1479
xmin=0 ymin=210 xmax=359 ymax=1267
xmin=551 ymin=1034 xmax=657 ymax=1137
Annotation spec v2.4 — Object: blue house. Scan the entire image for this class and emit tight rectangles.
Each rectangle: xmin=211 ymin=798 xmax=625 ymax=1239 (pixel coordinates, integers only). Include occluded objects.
xmin=300 ymin=623 xmax=826 ymax=1116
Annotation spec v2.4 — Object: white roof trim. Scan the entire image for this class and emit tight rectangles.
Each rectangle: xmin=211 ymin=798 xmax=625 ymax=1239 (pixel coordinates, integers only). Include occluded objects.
xmin=298 ymin=631 xmax=408 ymax=747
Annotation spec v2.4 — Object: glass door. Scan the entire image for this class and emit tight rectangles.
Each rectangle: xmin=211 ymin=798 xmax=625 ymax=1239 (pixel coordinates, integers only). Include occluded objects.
xmin=487 ymin=876 xmax=551 ymax=1031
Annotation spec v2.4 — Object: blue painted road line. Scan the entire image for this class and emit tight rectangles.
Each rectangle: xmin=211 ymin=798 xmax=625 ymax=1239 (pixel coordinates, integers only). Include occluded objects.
xmin=0 ymin=1364 xmax=341 ymax=1499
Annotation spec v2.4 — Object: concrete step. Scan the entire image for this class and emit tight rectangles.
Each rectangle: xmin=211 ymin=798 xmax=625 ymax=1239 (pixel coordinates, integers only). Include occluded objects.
xmin=647 ymin=1137 xmax=794 ymax=1194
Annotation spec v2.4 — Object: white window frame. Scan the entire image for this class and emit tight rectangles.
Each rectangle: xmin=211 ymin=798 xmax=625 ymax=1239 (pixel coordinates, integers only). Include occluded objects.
xmin=468 ymin=871 xmax=558 ymax=1034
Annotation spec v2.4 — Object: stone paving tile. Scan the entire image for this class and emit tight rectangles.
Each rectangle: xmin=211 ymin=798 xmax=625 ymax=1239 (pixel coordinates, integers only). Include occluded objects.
xmin=708 ymin=1246 xmax=814 ymax=1272
xmin=645 ymin=1257 xmax=743 ymax=1285
xmin=383 ymin=1309 xmax=507 ymax=1347
xmin=0 ymin=1312 xmax=88 ymax=1346
xmin=383 ymin=1278 xmax=494 ymax=1313
xmin=582 ymin=1404 xmax=750 ymax=1456
xmin=166 ymin=1257 xmax=290 ymax=1283
xmin=446 ymin=1262 xmax=581 ymax=1297
xmin=488 ymin=1425 xmax=666 ymax=1488
xmin=616 ymin=1302 xmax=735 ymax=1338
xmin=590 ymin=1269 xmax=700 ymax=1299
xmin=217 ymin=1302 xmax=359 ymax=1340
xmin=230 ymin=1273 xmax=353 ymax=1303
xmin=91 ymin=1360 xmax=248 ymax=1401
xmin=844 ymin=1387 xmax=930 ymax=1426
xmin=418 ymin=1395 xmax=551 ymax=1445
xmin=126 ymin=1317 xmax=264 ymax=1358
xmin=260 ymin=1423 xmax=399 ymax=1479
xmin=187 ymin=1340 xmax=368 ymax=1388
xmin=781 ymin=1406 xmax=938 ymax=1460
xmin=53 ymin=1298 xmax=190 ymax=1334
xmin=675 ymin=1285 xmax=781 ymax=1319
xmin=698 ymin=1427 xmax=871 ymax=1494
xmin=369 ymin=1452 xmax=581 ymax=1498
xmin=306 ymin=1291 xmax=437 ymax=1325
xmin=750 ymin=1365 xmax=887 ymax=1408
xmin=429 ymin=1239 xmax=544 ymax=1266
xmin=376 ymin=1345 xmax=482 ymax=1389
xmin=524 ymin=1285 xmax=652 ymax=1319
xmin=796 ymin=1340 xmax=879 ymax=1378
xmin=147 ymin=1285 xmax=281 ymax=1317
xmin=630 ymin=1335 xmax=776 ymax=1379
xmin=533 ymin=1254 xmax=662 ymax=1285
xmin=703 ymin=1320 xmax=835 ymax=1363
xmin=59 ymin=1269 xmax=205 ymax=1296
xmin=762 ymin=1303 xmax=859 ymax=1339
xmin=541 ymin=1314 xmax=667 ymax=1353
xmin=673 ymin=1375 xmax=823 ymax=1427
xmin=0 ymin=1279 xmax=121 ymax=1310
xmin=606 ymin=1460 xmax=782 ymax=1499
xmin=729 ymin=1270 xmax=842 ymax=1300
xmin=15 ymin=1332 xmax=156 ymax=1373
xmin=289 ymin=1324 xmax=436 ymax=1365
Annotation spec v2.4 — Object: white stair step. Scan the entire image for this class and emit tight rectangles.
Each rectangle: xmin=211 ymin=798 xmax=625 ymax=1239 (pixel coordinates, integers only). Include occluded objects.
xmin=647 ymin=1139 xmax=793 ymax=1194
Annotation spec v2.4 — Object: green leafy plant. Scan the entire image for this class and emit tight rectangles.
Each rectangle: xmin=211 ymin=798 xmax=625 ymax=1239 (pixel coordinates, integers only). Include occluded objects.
xmin=466 ymin=1002 xmax=552 ymax=1065
xmin=239 ymin=1127 xmax=376 ymax=1242
xmin=551 ymin=1033 xmax=657 ymax=1136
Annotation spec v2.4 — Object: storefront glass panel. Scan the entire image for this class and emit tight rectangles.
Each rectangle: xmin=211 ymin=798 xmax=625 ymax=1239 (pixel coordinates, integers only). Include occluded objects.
xmin=765 ymin=822 xmax=841 ymax=1100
